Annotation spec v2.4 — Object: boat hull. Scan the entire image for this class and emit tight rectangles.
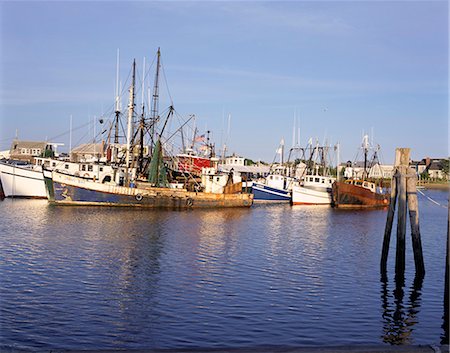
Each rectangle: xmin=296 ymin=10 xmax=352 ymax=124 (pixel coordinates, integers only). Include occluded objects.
xmin=44 ymin=170 xmax=253 ymax=208
xmin=291 ymin=185 xmax=332 ymax=205
xmin=252 ymin=182 xmax=291 ymax=202
xmin=332 ymin=181 xmax=389 ymax=208
xmin=0 ymin=162 xmax=46 ymax=198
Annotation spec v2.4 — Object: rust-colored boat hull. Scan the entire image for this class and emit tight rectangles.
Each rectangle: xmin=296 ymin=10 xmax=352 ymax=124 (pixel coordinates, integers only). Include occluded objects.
xmin=332 ymin=181 xmax=389 ymax=209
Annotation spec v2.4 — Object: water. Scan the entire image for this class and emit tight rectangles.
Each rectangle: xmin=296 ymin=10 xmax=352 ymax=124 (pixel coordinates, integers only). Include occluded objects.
xmin=0 ymin=190 xmax=448 ymax=350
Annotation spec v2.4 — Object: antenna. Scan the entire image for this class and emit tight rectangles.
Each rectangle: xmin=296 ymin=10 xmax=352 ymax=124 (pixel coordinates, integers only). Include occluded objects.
xmin=115 ymin=48 xmax=120 ymax=112
xmin=227 ymin=113 xmax=231 ymax=151
xmin=150 ymin=48 xmax=161 ymax=154
xmin=69 ymin=115 xmax=72 ymax=156
xmin=141 ymin=56 xmax=146 ymax=110
xmin=292 ymin=109 xmax=296 ymax=148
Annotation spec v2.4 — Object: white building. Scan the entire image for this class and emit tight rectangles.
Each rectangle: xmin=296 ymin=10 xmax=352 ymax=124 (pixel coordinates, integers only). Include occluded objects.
xmin=341 ymin=162 xmax=394 ymax=179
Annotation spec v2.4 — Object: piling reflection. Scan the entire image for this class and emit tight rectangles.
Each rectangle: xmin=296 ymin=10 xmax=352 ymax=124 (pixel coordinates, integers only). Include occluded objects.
xmin=381 ymin=274 xmax=424 ymax=344
xmin=442 ymin=291 xmax=449 ymax=345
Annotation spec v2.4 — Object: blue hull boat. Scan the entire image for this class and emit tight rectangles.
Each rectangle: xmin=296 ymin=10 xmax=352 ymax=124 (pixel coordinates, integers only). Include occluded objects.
xmin=252 ymin=182 xmax=291 ymax=202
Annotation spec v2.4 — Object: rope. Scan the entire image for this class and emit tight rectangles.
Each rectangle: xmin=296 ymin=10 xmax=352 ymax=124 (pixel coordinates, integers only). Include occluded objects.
xmin=417 ymin=188 xmax=448 ymax=209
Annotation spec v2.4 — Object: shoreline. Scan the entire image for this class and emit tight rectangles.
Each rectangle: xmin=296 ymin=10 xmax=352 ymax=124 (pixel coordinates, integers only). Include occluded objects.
xmin=420 ymin=182 xmax=449 ymax=190
xmin=1 ymin=344 xmax=448 ymax=353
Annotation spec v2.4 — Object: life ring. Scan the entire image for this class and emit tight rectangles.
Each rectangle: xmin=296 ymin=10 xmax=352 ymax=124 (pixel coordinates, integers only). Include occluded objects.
xmin=135 ymin=193 xmax=143 ymax=201
xmin=186 ymin=198 xmax=193 ymax=207
xmin=84 ymin=173 xmax=90 ymax=178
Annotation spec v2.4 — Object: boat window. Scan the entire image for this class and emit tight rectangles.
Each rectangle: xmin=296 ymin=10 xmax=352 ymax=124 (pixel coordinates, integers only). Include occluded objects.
xmin=216 ymin=177 xmax=220 ymax=182
xmin=99 ymin=167 xmax=103 ymax=172
xmin=321 ymin=179 xmax=325 ymax=183
xmin=81 ymin=165 xmax=86 ymax=171
xmin=52 ymin=162 xmax=56 ymax=167
xmin=65 ymin=164 xmax=69 ymax=169
xmin=315 ymin=177 xmax=320 ymax=183
xmin=88 ymin=165 xmax=93 ymax=172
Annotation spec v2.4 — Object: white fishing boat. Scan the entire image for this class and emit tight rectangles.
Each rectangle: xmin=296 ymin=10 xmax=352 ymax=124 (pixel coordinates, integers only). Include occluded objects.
xmin=0 ymin=160 xmax=47 ymax=198
xmin=0 ymin=157 xmax=115 ymax=198
xmin=291 ymin=175 xmax=335 ymax=205
xmin=291 ymin=143 xmax=336 ymax=205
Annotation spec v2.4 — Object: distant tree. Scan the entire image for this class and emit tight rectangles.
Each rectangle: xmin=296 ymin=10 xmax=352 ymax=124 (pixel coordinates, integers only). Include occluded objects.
xmin=441 ymin=158 xmax=449 ymax=177
xmin=41 ymin=149 xmax=54 ymax=158
xmin=420 ymin=170 xmax=429 ymax=180
xmin=245 ymin=159 xmax=255 ymax=166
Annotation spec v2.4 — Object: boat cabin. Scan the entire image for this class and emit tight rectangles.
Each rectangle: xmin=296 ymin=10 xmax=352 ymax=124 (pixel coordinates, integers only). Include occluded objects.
xmin=344 ymin=179 xmax=378 ymax=193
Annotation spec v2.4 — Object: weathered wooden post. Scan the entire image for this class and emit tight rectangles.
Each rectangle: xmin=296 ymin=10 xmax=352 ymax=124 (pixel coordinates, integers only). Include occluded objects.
xmin=406 ymin=173 xmax=425 ymax=275
xmin=381 ymin=170 xmax=398 ymax=273
xmin=381 ymin=148 xmax=425 ymax=277
xmin=395 ymin=149 xmax=409 ymax=277
xmin=443 ymin=204 xmax=449 ymax=344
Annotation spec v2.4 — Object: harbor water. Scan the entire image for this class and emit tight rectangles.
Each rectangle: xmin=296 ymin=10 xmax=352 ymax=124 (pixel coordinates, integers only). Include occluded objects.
xmin=0 ymin=189 xmax=448 ymax=351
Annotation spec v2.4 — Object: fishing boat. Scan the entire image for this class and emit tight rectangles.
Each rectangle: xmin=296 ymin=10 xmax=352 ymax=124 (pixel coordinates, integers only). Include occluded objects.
xmin=292 ymin=175 xmax=336 ymax=205
xmin=43 ymin=141 xmax=252 ymax=208
xmin=0 ymin=156 xmax=115 ymax=199
xmin=332 ymin=178 xmax=389 ymax=208
xmin=291 ymin=143 xmax=336 ymax=205
xmin=0 ymin=160 xmax=47 ymax=198
xmin=43 ymin=49 xmax=253 ymax=209
xmin=252 ymin=169 xmax=296 ymax=202
xmin=252 ymin=139 xmax=298 ymax=202
xmin=331 ymin=134 xmax=389 ymax=208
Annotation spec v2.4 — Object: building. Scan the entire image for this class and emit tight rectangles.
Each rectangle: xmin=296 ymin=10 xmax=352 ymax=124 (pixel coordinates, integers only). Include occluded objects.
xmin=224 ymin=154 xmax=245 ymax=166
xmin=9 ymin=140 xmax=53 ymax=163
xmin=0 ymin=150 xmax=10 ymax=159
xmin=71 ymin=142 xmax=105 ymax=162
xmin=411 ymin=157 xmax=449 ymax=181
xmin=219 ymin=154 xmax=270 ymax=179
xmin=340 ymin=161 xmax=394 ymax=179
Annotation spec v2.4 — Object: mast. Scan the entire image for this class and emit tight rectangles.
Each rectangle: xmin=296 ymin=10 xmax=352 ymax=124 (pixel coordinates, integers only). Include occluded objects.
xmin=114 ymin=49 xmax=121 ymax=145
xmin=336 ymin=142 xmax=340 ymax=182
xmin=125 ymin=59 xmax=136 ymax=182
xmin=138 ymin=57 xmax=146 ymax=175
xmin=363 ymin=134 xmax=369 ymax=179
xmin=150 ymin=48 xmax=161 ymax=154
xmin=280 ymin=138 xmax=285 ymax=165
xmin=69 ymin=115 xmax=72 ymax=160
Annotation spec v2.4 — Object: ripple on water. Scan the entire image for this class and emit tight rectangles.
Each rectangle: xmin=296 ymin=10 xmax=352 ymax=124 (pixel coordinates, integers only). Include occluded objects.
xmin=0 ymin=196 xmax=447 ymax=349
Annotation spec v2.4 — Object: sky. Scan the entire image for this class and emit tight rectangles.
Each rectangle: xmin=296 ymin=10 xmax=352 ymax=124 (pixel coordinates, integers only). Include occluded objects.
xmin=0 ymin=0 xmax=448 ymax=164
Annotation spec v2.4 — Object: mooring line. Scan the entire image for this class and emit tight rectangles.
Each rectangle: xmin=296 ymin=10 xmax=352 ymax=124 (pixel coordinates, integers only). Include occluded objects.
xmin=417 ymin=188 xmax=448 ymax=209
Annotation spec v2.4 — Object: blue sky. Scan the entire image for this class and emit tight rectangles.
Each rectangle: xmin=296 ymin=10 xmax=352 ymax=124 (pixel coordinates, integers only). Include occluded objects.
xmin=0 ymin=1 xmax=448 ymax=163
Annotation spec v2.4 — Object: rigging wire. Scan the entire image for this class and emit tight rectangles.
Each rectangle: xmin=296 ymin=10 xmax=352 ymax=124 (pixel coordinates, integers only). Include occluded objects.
xmin=417 ymin=188 xmax=448 ymax=209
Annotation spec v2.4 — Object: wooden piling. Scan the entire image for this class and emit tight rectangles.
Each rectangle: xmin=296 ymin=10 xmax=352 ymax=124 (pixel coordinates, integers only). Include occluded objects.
xmin=395 ymin=149 xmax=410 ymax=277
xmin=443 ymin=203 xmax=449 ymax=344
xmin=406 ymin=173 xmax=425 ymax=275
xmin=381 ymin=148 xmax=425 ymax=277
xmin=381 ymin=170 xmax=399 ymax=273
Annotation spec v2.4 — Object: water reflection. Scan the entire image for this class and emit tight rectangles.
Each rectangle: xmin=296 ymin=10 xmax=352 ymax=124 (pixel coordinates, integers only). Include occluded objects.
xmin=442 ymin=289 xmax=449 ymax=345
xmin=381 ymin=274 xmax=424 ymax=344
